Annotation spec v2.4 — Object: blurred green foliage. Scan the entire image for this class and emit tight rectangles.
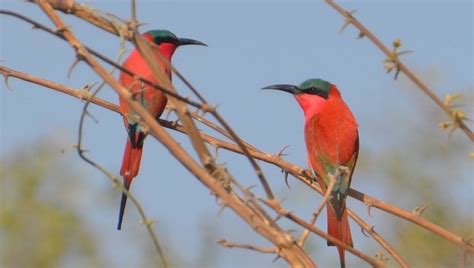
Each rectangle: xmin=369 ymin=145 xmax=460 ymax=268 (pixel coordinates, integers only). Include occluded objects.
xmin=0 ymin=141 xmax=103 ymax=268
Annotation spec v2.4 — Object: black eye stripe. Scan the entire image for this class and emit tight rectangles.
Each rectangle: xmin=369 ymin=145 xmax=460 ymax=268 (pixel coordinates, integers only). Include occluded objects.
xmin=306 ymin=87 xmax=320 ymax=93
xmin=303 ymin=87 xmax=329 ymax=99
xmin=154 ymin=37 xmax=177 ymax=44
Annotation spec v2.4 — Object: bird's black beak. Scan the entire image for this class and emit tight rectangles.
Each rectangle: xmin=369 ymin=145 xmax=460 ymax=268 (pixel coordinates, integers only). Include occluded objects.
xmin=178 ymin=38 xmax=207 ymax=47
xmin=262 ymin=84 xmax=298 ymax=94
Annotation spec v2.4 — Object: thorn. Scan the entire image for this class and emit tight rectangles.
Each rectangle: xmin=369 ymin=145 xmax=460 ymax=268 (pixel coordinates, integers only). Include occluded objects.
xmin=172 ymin=119 xmax=181 ymax=127
xmin=84 ymin=110 xmax=99 ymax=124
xmin=366 ymin=202 xmax=374 ymax=217
xmin=136 ymin=22 xmax=148 ymax=29
xmin=394 ymin=68 xmax=401 ymax=80
xmin=369 ymin=225 xmax=375 ymax=232
xmin=357 ymin=32 xmax=365 ymax=39
xmin=218 ymin=203 xmax=228 ymax=216
xmin=412 ymin=203 xmax=430 ymax=215
xmin=67 ymin=56 xmax=81 ymax=78
xmin=361 ymin=227 xmax=370 ymax=237
xmin=214 ymin=145 xmax=221 ymax=157
xmin=275 ymin=145 xmax=290 ymax=159
xmin=3 ymin=73 xmax=13 ymax=91
xmin=272 ymin=255 xmax=281 ymax=263
xmin=444 ymin=93 xmax=463 ymax=106
xmin=283 ymin=171 xmax=291 ymax=189
xmin=274 ymin=214 xmax=282 ymax=222
xmin=339 ymin=9 xmax=357 ymax=34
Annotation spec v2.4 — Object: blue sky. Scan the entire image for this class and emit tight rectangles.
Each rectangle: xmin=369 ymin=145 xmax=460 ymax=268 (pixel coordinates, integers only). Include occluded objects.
xmin=1 ymin=0 xmax=473 ymax=267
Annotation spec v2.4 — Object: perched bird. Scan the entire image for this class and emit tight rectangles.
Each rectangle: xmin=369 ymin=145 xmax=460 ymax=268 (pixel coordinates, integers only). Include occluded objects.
xmin=118 ymin=29 xmax=206 ymax=230
xmin=263 ymin=79 xmax=358 ymax=267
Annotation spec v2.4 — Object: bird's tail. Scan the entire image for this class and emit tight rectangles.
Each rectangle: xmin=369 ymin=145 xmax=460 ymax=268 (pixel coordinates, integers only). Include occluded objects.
xmin=117 ymin=137 xmax=143 ymax=230
xmin=327 ymin=204 xmax=353 ymax=268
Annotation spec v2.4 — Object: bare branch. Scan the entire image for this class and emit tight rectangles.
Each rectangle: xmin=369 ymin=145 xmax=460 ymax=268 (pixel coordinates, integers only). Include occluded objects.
xmin=262 ymin=199 xmax=385 ymax=267
xmin=2 ymin=62 xmax=471 ymax=255
xmin=298 ymin=167 xmax=339 ymax=247
xmin=218 ymin=239 xmax=277 ymax=254
xmin=347 ymin=210 xmax=409 ymax=268
xmin=325 ymin=0 xmax=474 ymax=142
xmin=31 ymin=1 xmax=315 ymax=265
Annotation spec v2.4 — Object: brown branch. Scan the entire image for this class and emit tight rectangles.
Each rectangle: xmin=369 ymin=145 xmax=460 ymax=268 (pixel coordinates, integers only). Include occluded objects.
xmin=33 ymin=1 xmax=315 ymax=266
xmin=261 ymin=199 xmax=385 ymax=267
xmin=347 ymin=210 xmax=409 ymax=268
xmin=2 ymin=6 xmax=276 ymax=201
xmin=4 ymin=1 xmax=474 ymax=264
xmin=0 ymin=65 xmax=404 ymax=266
xmin=0 ymin=9 xmax=203 ymax=109
xmin=325 ymin=0 xmax=474 ymax=142
xmin=132 ymin=32 xmax=215 ymax=173
xmin=35 ymin=1 xmax=170 ymax=266
xmin=298 ymin=167 xmax=338 ymax=247
xmin=191 ymin=111 xmax=259 ymax=151
xmin=2 ymin=63 xmax=471 ymax=256
xmin=218 ymin=239 xmax=277 ymax=254
xmin=31 ymin=0 xmax=134 ymax=40
xmin=39 ymin=0 xmax=277 ymax=201
xmin=0 ymin=65 xmax=120 ymax=113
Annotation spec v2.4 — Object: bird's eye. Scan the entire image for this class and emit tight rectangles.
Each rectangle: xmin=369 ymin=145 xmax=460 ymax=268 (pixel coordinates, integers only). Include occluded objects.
xmin=307 ymin=87 xmax=319 ymax=94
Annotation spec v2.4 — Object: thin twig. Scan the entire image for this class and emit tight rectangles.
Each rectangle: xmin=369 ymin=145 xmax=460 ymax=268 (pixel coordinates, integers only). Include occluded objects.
xmin=347 ymin=210 xmax=409 ymax=268
xmin=0 ymin=65 xmax=119 ymax=113
xmin=298 ymin=168 xmax=337 ymax=247
xmin=325 ymin=0 xmax=473 ymax=142
xmin=218 ymin=239 xmax=277 ymax=254
xmin=261 ymin=198 xmax=385 ymax=267
xmin=76 ymin=85 xmax=168 ymax=267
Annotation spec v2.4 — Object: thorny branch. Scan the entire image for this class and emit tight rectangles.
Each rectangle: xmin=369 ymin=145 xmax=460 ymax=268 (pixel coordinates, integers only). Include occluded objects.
xmin=259 ymin=198 xmax=384 ymax=267
xmin=1 ymin=65 xmax=473 ymax=258
xmin=325 ymin=0 xmax=474 ymax=142
xmin=34 ymin=0 xmax=169 ymax=267
xmin=347 ymin=210 xmax=409 ymax=267
xmin=217 ymin=240 xmax=277 ymax=254
xmin=76 ymin=85 xmax=169 ymax=267
xmin=2 ymin=0 xmax=472 ymax=266
xmin=30 ymin=1 xmax=316 ymax=266
xmin=2 ymin=4 xmax=276 ymax=201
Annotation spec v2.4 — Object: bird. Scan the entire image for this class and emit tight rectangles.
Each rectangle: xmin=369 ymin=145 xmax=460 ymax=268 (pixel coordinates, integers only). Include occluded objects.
xmin=117 ymin=29 xmax=206 ymax=230
xmin=263 ymin=78 xmax=358 ymax=267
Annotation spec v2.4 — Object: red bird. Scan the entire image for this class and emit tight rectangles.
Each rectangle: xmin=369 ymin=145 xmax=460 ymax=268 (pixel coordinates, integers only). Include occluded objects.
xmin=118 ymin=29 xmax=206 ymax=230
xmin=264 ymin=79 xmax=358 ymax=267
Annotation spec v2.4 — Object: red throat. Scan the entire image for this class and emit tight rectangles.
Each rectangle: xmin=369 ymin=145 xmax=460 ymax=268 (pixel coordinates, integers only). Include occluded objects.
xmin=157 ymin=43 xmax=177 ymax=60
xmin=294 ymin=93 xmax=328 ymax=123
